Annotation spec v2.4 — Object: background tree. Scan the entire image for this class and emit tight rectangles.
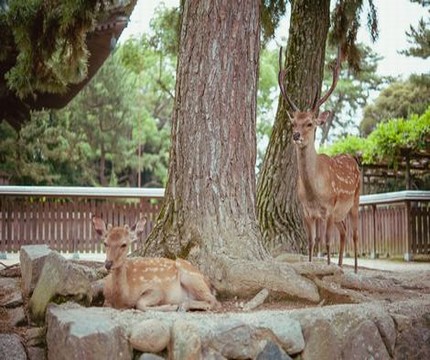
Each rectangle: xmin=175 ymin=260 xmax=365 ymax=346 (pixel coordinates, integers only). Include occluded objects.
xmin=360 ymin=74 xmax=430 ymax=136
xmin=319 ymin=44 xmax=390 ymax=146
xmin=257 ymin=0 xmax=378 ymax=254
xmin=0 ymin=111 xmax=83 ymax=185
xmin=64 ymin=54 xmax=137 ymax=186
xmin=0 ymin=36 xmax=172 ymax=187
xmin=402 ymin=0 xmax=430 ymax=59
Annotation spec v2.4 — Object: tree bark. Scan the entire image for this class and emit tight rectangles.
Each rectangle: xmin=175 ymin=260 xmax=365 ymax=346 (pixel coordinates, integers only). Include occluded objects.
xmin=136 ymin=0 xmax=264 ymax=285
xmin=257 ymin=0 xmax=331 ymax=255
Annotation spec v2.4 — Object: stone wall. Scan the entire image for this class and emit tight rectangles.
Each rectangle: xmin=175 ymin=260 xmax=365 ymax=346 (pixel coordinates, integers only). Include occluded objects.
xmin=1 ymin=245 xmax=429 ymax=360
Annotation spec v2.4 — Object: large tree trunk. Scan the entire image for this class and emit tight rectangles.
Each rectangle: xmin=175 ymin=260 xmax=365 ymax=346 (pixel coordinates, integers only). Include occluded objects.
xmin=135 ymin=0 xmax=320 ymax=303
xmin=257 ymin=0 xmax=331 ymax=255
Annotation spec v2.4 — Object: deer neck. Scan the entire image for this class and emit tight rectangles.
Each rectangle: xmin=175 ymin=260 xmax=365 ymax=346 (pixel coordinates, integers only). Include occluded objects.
xmin=296 ymin=142 xmax=319 ymax=194
xmin=111 ymin=261 xmax=129 ymax=293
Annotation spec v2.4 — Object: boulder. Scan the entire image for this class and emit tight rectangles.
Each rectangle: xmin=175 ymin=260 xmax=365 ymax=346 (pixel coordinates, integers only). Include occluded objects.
xmin=209 ymin=323 xmax=281 ymax=359
xmin=393 ymin=312 xmax=430 ymax=359
xmin=29 ymin=251 xmax=92 ymax=323
xmin=256 ymin=341 xmax=293 ymax=360
xmin=20 ymin=245 xmax=52 ymax=297
xmin=341 ymin=320 xmax=391 ymax=360
xmin=6 ymin=306 xmax=27 ymax=327
xmin=129 ymin=319 xmax=170 ymax=353
xmin=46 ymin=303 xmax=131 ymax=360
xmin=0 ymin=333 xmax=27 ymax=360
xmin=301 ymin=319 xmax=341 ymax=360
xmin=0 ymin=277 xmax=23 ymax=308
xmin=170 ymin=319 xmax=202 ymax=360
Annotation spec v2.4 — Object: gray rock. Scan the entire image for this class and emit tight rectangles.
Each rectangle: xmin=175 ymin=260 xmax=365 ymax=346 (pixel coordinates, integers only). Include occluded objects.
xmin=27 ymin=346 xmax=46 ymax=360
xmin=0 ymin=333 xmax=27 ymax=360
xmin=393 ymin=312 xmax=430 ymax=359
xmin=201 ymin=347 xmax=227 ymax=360
xmin=20 ymin=245 xmax=52 ymax=297
xmin=301 ymin=319 xmax=341 ymax=360
xmin=0 ymin=277 xmax=23 ymax=307
xmin=129 ymin=319 xmax=170 ymax=353
xmin=29 ymin=251 xmax=92 ymax=323
xmin=341 ymin=320 xmax=390 ymax=360
xmin=256 ymin=341 xmax=292 ymax=360
xmin=46 ymin=303 xmax=132 ymax=360
xmin=243 ymin=288 xmax=269 ymax=311
xmin=170 ymin=319 xmax=202 ymax=360
xmin=138 ymin=354 xmax=165 ymax=360
xmin=245 ymin=312 xmax=304 ymax=354
xmin=209 ymin=323 xmax=266 ymax=359
xmin=374 ymin=315 xmax=396 ymax=357
xmin=7 ymin=306 xmax=27 ymax=327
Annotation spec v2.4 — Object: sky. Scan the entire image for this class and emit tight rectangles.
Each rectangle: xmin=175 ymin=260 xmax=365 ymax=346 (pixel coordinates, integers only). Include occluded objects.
xmin=120 ymin=0 xmax=429 ymax=79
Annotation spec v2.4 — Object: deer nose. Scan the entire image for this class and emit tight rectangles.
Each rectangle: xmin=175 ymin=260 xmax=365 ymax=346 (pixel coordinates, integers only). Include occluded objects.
xmin=293 ymin=132 xmax=301 ymax=141
xmin=105 ymin=260 xmax=113 ymax=270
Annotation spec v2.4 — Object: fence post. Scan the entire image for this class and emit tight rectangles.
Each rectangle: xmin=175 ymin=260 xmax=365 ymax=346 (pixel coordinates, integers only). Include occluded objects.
xmin=370 ymin=204 xmax=379 ymax=259
xmin=404 ymin=200 xmax=413 ymax=261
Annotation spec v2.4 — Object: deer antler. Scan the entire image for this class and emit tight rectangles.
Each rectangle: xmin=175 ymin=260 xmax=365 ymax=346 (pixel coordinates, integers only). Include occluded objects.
xmin=278 ymin=47 xmax=299 ymax=112
xmin=312 ymin=47 xmax=341 ymax=112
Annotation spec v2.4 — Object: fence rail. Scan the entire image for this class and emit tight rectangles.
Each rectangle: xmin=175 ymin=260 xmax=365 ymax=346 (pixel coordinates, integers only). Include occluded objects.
xmin=0 ymin=187 xmax=429 ymax=261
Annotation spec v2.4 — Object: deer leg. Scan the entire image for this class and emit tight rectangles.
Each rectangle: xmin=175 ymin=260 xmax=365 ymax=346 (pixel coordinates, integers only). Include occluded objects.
xmin=325 ymin=217 xmax=334 ymax=265
xmin=136 ymin=289 xmax=174 ymax=311
xmin=336 ymin=221 xmax=347 ymax=268
xmin=178 ymin=269 xmax=218 ymax=310
xmin=304 ymin=217 xmax=316 ymax=262
xmin=350 ymin=203 xmax=360 ymax=274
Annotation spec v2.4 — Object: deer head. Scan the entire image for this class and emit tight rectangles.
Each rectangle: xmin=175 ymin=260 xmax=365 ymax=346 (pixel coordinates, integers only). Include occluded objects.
xmin=92 ymin=216 xmax=146 ymax=270
xmin=278 ymin=47 xmax=341 ymax=148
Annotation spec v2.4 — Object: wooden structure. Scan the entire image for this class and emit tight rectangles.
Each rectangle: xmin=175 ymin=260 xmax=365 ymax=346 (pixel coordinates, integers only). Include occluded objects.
xmin=0 ymin=187 xmax=163 ymax=256
xmin=357 ymin=191 xmax=430 ymax=260
xmin=0 ymin=1 xmax=137 ymax=130
xmin=0 ymin=187 xmax=429 ymax=261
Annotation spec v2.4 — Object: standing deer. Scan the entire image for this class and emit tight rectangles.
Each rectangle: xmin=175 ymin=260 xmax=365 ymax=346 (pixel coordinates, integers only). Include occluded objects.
xmin=92 ymin=216 xmax=218 ymax=311
xmin=278 ymin=48 xmax=361 ymax=273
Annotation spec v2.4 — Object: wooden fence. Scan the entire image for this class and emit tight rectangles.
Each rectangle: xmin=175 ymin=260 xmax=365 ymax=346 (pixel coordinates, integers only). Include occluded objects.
xmin=0 ymin=187 xmax=429 ymax=261
xmin=324 ymin=191 xmax=430 ymax=260
xmin=0 ymin=187 xmax=163 ymax=255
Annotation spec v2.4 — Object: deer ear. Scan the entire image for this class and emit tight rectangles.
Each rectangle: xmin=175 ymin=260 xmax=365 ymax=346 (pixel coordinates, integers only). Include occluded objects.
xmin=131 ymin=217 xmax=147 ymax=237
xmin=92 ymin=216 xmax=107 ymax=237
xmin=316 ymin=111 xmax=331 ymax=126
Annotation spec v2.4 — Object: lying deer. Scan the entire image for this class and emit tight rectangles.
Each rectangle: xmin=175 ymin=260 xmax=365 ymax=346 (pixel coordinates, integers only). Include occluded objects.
xmin=278 ymin=48 xmax=361 ymax=273
xmin=92 ymin=216 xmax=218 ymax=311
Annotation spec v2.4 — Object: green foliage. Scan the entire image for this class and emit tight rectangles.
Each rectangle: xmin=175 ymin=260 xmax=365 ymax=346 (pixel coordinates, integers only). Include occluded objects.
xmin=402 ymin=0 xmax=430 ymax=59
xmin=330 ymin=0 xmax=378 ymax=71
xmin=360 ymin=74 xmax=430 ymax=136
xmin=323 ymin=106 xmax=430 ymax=168
xmin=320 ymin=135 xmax=367 ymax=157
xmin=2 ymin=0 xmax=122 ymax=98
xmin=0 ymin=111 xmax=84 ymax=185
xmin=260 ymin=0 xmax=287 ymax=45
xmin=148 ymin=3 xmax=180 ymax=55
xmin=0 ymin=5 xmax=173 ymax=187
xmin=63 ymin=53 xmax=138 ymax=186
xmin=364 ymin=107 xmax=430 ymax=164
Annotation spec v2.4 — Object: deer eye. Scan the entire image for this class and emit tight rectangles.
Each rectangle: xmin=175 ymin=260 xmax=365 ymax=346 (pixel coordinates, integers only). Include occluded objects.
xmin=103 ymin=242 xmax=108 ymax=248
xmin=120 ymin=243 xmax=127 ymax=248
xmin=306 ymin=122 xmax=313 ymax=128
